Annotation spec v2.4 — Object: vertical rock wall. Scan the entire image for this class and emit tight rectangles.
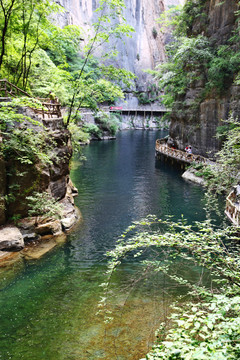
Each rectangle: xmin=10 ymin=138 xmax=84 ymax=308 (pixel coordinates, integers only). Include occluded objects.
xmin=169 ymin=0 xmax=240 ymax=157
xmin=1 ymin=111 xmax=73 ymax=221
xmin=54 ymin=0 xmax=181 ymax=89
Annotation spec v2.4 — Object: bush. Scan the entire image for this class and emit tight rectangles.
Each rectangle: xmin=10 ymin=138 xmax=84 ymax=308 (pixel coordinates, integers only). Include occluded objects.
xmin=68 ymin=123 xmax=90 ymax=152
xmin=26 ymin=192 xmax=63 ymax=219
xmin=94 ymin=112 xmax=120 ymax=136
xmin=83 ymin=123 xmax=102 ymax=138
xmin=152 ymin=27 xmax=158 ymax=39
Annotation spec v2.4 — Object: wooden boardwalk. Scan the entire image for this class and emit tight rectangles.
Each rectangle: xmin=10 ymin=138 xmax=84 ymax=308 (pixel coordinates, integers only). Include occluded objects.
xmin=225 ymin=188 xmax=240 ymax=226
xmin=0 ymin=79 xmax=61 ymax=118
xmin=110 ymin=107 xmax=168 ymax=117
xmin=155 ymin=139 xmax=207 ymax=164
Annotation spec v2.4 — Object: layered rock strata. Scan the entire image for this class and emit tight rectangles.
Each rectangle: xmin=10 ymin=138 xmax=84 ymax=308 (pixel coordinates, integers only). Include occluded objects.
xmin=169 ymin=0 xmax=240 ymax=157
xmin=0 ymin=107 xmax=80 ymax=251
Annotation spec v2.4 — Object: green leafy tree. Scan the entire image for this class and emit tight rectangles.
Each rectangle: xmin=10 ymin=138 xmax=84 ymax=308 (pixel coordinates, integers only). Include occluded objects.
xmin=66 ymin=0 xmax=135 ymax=125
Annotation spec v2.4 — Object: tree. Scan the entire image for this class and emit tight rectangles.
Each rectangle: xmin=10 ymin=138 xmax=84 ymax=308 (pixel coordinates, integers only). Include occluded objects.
xmin=66 ymin=0 xmax=135 ymax=125
xmin=0 ymin=0 xmax=17 ymax=68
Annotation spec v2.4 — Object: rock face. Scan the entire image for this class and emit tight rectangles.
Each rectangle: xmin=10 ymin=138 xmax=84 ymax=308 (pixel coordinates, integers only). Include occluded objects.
xmin=4 ymin=114 xmax=72 ymax=219
xmin=169 ymin=0 xmax=240 ymax=157
xmin=0 ymin=106 xmax=80 ymax=246
xmin=54 ymin=0 xmax=182 ymax=92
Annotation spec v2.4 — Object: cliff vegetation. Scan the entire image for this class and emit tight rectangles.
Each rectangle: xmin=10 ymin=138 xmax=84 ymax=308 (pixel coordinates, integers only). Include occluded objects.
xmin=0 ymin=0 xmax=135 ymax=226
xmin=154 ymin=0 xmax=240 ymax=157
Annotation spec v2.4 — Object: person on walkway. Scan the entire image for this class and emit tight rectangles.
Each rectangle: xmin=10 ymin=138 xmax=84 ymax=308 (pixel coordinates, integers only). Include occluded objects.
xmin=48 ymin=91 xmax=56 ymax=104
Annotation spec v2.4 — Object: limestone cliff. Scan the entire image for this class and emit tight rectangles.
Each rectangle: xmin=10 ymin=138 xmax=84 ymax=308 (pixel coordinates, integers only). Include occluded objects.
xmin=54 ymin=0 xmax=181 ymax=106
xmin=169 ymin=0 xmax=240 ymax=158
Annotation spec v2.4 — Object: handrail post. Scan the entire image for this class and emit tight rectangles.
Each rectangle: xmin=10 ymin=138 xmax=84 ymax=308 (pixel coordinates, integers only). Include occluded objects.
xmin=4 ymin=80 xmax=7 ymax=97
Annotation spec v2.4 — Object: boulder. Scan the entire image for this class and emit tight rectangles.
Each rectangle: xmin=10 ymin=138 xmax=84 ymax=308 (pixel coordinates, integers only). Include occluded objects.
xmin=0 ymin=226 xmax=24 ymax=251
xmin=182 ymin=169 xmax=207 ymax=186
xmin=35 ymin=219 xmax=62 ymax=236
xmin=61 ymin=214 xmax=77 ymax=230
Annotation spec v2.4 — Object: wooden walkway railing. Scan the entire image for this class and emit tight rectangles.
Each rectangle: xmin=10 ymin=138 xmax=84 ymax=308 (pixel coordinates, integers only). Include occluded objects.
xmin=0 ymin=79 xmax=61 ymax=119
xmin=225 ymin=190 xmax=240 ymax=226
xmin=155 ymin=139 xmax=207 ymax=164
xmin=0 ymin=79 xmax=31 ymax=98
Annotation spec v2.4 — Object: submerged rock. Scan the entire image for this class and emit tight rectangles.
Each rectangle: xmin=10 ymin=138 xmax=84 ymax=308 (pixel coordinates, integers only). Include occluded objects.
xmin=0 ymin=226 xmax=24 ymax=251
xmin=0 ymin=251 xmax=22 ymax=267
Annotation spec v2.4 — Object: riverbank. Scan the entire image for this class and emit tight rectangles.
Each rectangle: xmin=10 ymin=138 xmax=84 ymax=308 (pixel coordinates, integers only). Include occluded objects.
xmin=0 ymin=178 xmax=81 ymax=264
xmin=0 ymin=130 xmax=220 ymax=360
xmin=0 ymin=208 xmax=82 ymax=267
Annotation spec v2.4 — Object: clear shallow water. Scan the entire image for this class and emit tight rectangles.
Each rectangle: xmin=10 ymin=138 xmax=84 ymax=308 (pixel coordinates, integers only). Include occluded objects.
xmin=0 ymin=130 xmax=221 ymax=360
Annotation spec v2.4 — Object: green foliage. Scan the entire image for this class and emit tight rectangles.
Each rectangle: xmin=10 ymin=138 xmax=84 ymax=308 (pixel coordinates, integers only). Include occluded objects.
xmin=137 ymin=84 xmax=160 ymax=105
xmin=205 ymin=117 xmax=240 ymax=195
xmin=207 ymin=46 xmax=240 ymax=94
xmin=137 ymin=92 xmax=153 ymax=105
xmin=102 ymin=215 xmax=240 ymax=360
xmin=0 ymin=0 xmax=63 ymax=90
xmin=0 ymin=98 xmax=53 ymax=165
xmin=68 ymin=122 xmax=90 ymax=152
xmin=30 ymin=49 xmax=73 ymax=104
xmin=83 ymin=123 xmax=102 ymax=139
xmin=45 ymin=25 xmax=82 ymax=66
xmin=176 ymin=0 xmax=208 ymax=36
xmin=154 ymin=35 xmax=212 ymax=108
xmin=94 ymin=111 xmax=120 ymax=136
xmin=154 ymin=1 xmax=240 ymax=109
xmin=0 ymin=0 xmax=135 ymax=114
xmin=26 ymin=191 xmax=63 ymax=219
xmin=152 ymin=27 xmax=158 ymax=39
xmin=145 ymin=294 xmax=240 ymax=360
xmin=66 ymin=0 xmax=135 ymax=123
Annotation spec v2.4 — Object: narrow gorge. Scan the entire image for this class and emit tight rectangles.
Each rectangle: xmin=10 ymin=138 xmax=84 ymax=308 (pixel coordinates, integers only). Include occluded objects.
xmin=0 ymin=1 xmax=240 ymax=359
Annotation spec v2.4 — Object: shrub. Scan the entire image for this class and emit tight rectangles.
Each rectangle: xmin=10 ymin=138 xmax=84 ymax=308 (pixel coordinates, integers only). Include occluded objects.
xmin=83 ymin=123 xmax=102 ymax=138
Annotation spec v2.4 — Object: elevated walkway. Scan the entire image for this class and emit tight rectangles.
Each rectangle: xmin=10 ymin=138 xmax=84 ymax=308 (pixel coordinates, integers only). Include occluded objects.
xmin=155 ymin=139 xmax=207 ymax=164
xmin=225 ymin=187 xmax=240 ymax=226
xmin=0 ymin=79 xmax=62 ymax=119
xmin=110 ymin=107 xmax=168 ymax=117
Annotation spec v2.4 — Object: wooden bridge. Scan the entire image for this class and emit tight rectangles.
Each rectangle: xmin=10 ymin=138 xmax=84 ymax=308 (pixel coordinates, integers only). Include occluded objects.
xmin=0 ymin=79 xmax=61 ymax=119
xmin=155 ymin=139 xmax=207 ymax=164
xmin=109 ymin=107 xmax=168 ymax=117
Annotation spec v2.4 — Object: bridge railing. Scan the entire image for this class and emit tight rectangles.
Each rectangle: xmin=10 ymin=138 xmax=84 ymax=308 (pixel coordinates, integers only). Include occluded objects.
xmin=225 ymin=190 xmax=240 ymax=226
xmin=0 ymin=79 xmax=62 ymax=118
xmin=155 ymin=140 xmax=207 ymax=164
xmin=35 ymin=99 xmax=61 ymax=119
xmin=0 ymin=79 xmax=31 ymax=98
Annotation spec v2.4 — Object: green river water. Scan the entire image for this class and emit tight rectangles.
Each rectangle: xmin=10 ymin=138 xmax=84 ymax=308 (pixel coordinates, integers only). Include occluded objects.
xmin=0 ymin=130 xmax=223 ymax=360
